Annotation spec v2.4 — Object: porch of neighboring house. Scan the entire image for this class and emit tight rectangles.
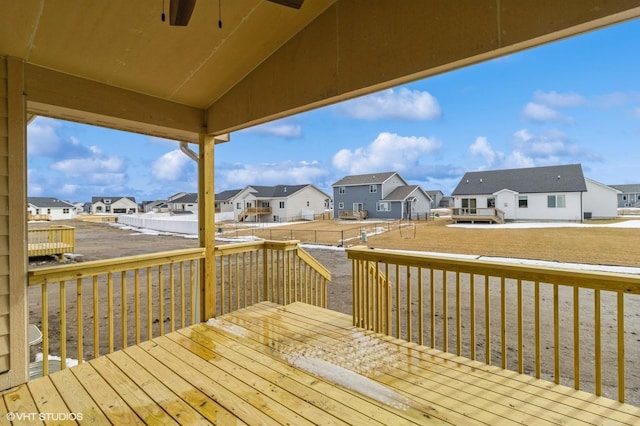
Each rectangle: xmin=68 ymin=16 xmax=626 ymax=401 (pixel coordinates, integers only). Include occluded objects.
xmin=27 ymin=225 xmax=75 ymax=260
xmin=239 ymin=206 xmax=272 ymax=222
xmin=451 ymin=207 xmax=505 ymax=224
xmin=3 ymin=241 xmax=640 ymax=424
xmin=338 ymin=210 xmax=368 ymax=220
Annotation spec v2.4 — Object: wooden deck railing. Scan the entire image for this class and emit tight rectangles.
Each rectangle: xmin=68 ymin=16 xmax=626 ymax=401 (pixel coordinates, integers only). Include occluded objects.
xmin=215 ymin=240 xmax=330 ymax=315
xmin=26 ymin=240 xmax=330 ymax=377
xmin=27 ymin=225 xmax=75 ymax=258
xmin=346 ymin=246 xmax=640 ymax=403
xmin=27 ymin=248 xmax=205 ymax=376
xmin=452 ymin=207 xmax=505 ymax=223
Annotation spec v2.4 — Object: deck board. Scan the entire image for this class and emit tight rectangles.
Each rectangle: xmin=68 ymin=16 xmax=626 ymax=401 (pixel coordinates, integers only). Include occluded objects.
xmin=3 ymin=302 xmax=640 ymax=425
xmin=241 ymin=304 xmax=593 ymax=424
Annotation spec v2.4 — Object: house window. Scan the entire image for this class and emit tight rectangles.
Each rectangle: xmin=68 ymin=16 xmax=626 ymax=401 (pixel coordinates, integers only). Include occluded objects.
xmin=279 ymin=201 xmax=285 ymax=208
xmin=105 ymin=206 xmax=111 ymax=212
xmin=377 ymin=201 xmax=391 ymax=212
xmin=35 ymin=209 xmax=40 ymax=214
xmin=63 ymin=208 xmax=70 ymax=214
xmin=306 ymin=201 xmax=310 ymax=207
xmin=338 ymin=202 xmax=344 ymax=209
xmin=339 ymin=186 xmax=345 ymax=194
xmin=487 ymin=198 xmax=496 ymax=208
xmin=518 ymin=196 xmax=528 ymax=208
xmin=261 ymin=201 xmax=269 ymax=207
xmin=547 ymin=194 xmax=566 ymax=208
xmin=47 ymin=209 xmax=51 ymax=214
xmin=273 ymin=215 xmax=279 ymax=222
xmin=236 ymin=202 xmax=241 ymax=209
xmin=369 ymin=185 xmax=377 ymax=193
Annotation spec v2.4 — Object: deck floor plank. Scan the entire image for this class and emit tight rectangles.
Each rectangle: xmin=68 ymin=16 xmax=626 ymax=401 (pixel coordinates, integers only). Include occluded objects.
xmin=120 ymin=345 xmax=246 ymax=425
xmin=3 ymin=302 xmax=640 ymax=425
xmin=156 ymin=334 xmax=359 ymax=426
xmin=278 ymin=302 xmax=640 ymax=425
xmin=2 ymin=383 xmax=43 ymax=426
xmin=180 ymin=325 xmax=434 ymax=425
xmin=27 ymin=376 xmax=74 ymax=426
xmin=228 ymin=303 xmax=531 ymax=425
xmin=242 ymin=302 xmax=640 ymax=425
xmin=106 ymin=350 xmax=218 ymax=425
xmin=129 ymin=340 xmax=296 ymax=425
xmin=47 ymin=368 xmax=111 ymax=425
xmin=70 ymin=362 xmax=144 ymax=425
xmin=89 ymin=355 xmax=178 ymax=425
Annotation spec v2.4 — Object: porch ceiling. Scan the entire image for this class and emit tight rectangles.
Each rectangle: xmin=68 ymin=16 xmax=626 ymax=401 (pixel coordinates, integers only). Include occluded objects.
xmin=2 ymin=1 xmax=640 ymax=140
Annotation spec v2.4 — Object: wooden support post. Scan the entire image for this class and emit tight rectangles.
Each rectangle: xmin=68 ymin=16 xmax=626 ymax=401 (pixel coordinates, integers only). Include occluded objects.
xmin=199 ymin=134 xmax=216 ymax=320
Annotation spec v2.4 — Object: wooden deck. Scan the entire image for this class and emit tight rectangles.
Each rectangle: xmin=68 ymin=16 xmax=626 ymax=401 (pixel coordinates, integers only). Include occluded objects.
xmin=3 ymin=302 xmax=640 ymax=425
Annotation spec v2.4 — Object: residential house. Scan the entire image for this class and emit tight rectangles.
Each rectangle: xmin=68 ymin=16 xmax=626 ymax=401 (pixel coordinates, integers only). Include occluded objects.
xmin=167 ymin=193 xmax=198 ymax=214
xmin=215 ymin=189 xmax=242 ymax=214
xmin=141 ymin=200 xmax=169 ymax=213
xmin=27 ymin=197 xmax=76 ymax=220
xmin=451 ymin=164 xmax=618 ymax=222
xmin=425 ymin=190 xmax=444 ymax=209
xmin=332 ymin=172 xmax=431 ymax=220
xmin=91 ymin=196 xmax=137 ymax=214
xmin=233 ymin=185 xmax=330 ymax=222
xmin=610 ymin=184 xmax=640 ymax=208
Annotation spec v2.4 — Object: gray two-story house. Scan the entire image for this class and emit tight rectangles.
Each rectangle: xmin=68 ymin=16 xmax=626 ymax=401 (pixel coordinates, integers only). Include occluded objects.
xmin=332 ymin=171 xmax=431 ymax=220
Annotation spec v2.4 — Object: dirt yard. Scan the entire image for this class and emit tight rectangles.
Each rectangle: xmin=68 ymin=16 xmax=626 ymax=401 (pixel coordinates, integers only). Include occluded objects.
xmin=27 ymin=217 xmax=640 ymax=405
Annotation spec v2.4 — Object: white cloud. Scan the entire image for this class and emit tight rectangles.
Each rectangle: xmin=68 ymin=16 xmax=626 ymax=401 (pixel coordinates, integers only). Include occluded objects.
xmin=533 ymin=90 xmax=585 ymax=107
xmin=469 ymin=137 xmax=501 ymax=167
xmin=27 ymin=117 xmax=62 ymax=155
xmin=245 ymin=122 xmax=303 ymax=139
xmin=216 ymin=160 xmax=330 ymax=189
xmin=334 ymin=88 xmax=441 ymax=120
xmin=521 ymin=102 xmax=563 ymax=122
xmin=331 ymin=132 xmax=440 ymax=175
xmin=51 ymin=156 xmax=125 ymax=177
xmin=505 ymin=128 xmax=591 ymax=167
xmin=151 ymin=149 xmax=193 ymax=181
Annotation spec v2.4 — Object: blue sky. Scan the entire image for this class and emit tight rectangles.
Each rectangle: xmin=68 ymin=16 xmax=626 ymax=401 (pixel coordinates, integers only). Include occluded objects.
xmin=28 ymin=19 xmax=640 ymax=203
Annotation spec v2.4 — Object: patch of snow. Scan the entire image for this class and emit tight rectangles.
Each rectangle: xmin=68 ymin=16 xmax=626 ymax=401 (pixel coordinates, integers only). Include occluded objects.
xmin=206 ymin=318 xmax=249 ymax=337
xmin=34 ymin=352 xmax=79 ymax=367
xmin=278 ymin=332 xmax=409 ymax=409
xmin=449 ymin=220 xmax=640 ymax=229
xmin=283 ymin=355 xmax=410 ymax=410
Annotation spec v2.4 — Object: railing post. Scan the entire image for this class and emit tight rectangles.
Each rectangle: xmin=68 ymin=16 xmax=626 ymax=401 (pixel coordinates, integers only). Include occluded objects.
xmin=198 ymin=133 xmax=216 ymax=320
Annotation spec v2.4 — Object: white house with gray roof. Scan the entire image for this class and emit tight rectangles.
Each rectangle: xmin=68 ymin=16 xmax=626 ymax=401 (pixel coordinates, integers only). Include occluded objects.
xmin=232 ymin=184 xmax=330 ymax=222
xmin=452 ymin=164 xmax=618 ymax=222
xmin=27 ymin=197 xmax=76 ymax=220
xmin=332 ymin=172 xmax=431 ymax=220
xmin=91 ymin=196 xmax=137 ymax=214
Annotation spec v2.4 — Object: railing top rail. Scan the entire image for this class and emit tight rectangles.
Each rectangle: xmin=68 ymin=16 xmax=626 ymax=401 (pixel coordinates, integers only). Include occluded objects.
xmin=296 ymin=246 xmax=331 ymax=280
xmin=214 ymin=240 xmax=300 ymax=256
xmin=346 ymin=246 xmax=640 ymax=294
xmin=28 ymin=247 xmax=205 ymax=285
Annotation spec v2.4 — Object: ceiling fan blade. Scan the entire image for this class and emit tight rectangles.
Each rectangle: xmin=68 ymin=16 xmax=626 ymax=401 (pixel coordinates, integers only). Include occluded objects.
xmin=170 ymin=0 xmax=197 ymax=26
xmin=267 ymin=0 xmax=305 ymax=9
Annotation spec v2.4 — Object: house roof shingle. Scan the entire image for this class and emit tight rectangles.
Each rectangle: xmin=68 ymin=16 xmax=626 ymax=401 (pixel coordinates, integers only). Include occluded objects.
xmin=28 ymin=197 xmax=74 ymax=208
xmin=383 ymin=185 xmax=426 ymax=202
xmin=332 ymin=172 xmax=399 ymax=187
xmin=91 ymin=196 xmax=137 ymax=203
xmin=610 ymin=184 xmax=640 ymax=193
xmin=215 ymin=189 xmax=242 ymax=201
xmin=247 ymin=185 xmax=309 ymax=198
xmin=171 ymin=193 xmax=198 ymax=203
xmin=451 ymin=164 xmax=587 ymax=196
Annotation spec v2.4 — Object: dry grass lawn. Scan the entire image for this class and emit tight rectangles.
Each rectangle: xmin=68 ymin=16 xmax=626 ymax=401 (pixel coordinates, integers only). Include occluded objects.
xmin=221 ymin=217 xmax=640 ymax=267
xmin=367 ymin=219 xmax=640 ymax=267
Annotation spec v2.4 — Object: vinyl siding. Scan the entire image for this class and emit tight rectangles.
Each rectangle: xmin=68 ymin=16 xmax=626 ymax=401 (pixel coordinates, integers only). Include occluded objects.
xmin=0 ymin=58 xmax=9 ymax=374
